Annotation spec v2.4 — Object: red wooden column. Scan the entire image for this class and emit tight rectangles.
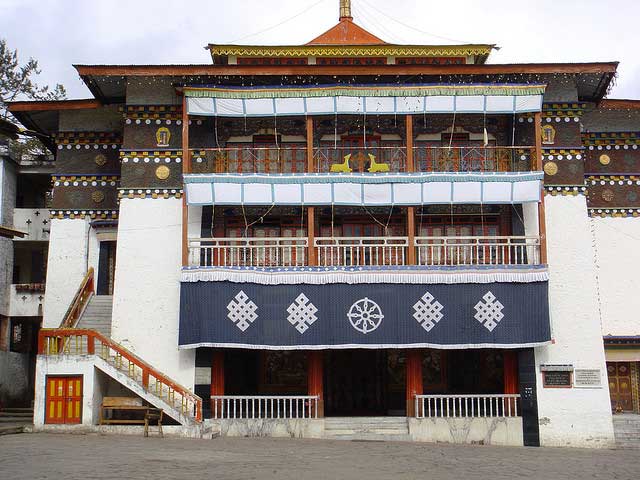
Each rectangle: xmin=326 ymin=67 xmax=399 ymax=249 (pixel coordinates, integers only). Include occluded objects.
xmin=405 ymin=350 xmax=423 ymax=417
xmin=306 ymin=116 xmax=316 ymax=266
xmin=210 ymin=350 xmax=225 ymax=416
xmin=307 ymin=351 xmax=324 ymax=417
xmin=406 ymin=115 xmax=417 ymax=265
xmin=534 ymin=111 xmax=548 ymax=264
xmin=181 ymin=95 xmax=191 ymax=267
xmin=503 ymin=350 xmax=519 ymax=415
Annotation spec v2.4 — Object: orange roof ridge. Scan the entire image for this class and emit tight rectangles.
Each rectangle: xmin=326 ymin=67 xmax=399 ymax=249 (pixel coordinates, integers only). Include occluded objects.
xmin=307 ymin=18 xmax=386 ymax=45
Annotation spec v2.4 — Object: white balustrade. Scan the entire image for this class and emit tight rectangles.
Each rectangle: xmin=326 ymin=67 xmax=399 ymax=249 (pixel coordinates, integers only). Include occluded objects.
xmin=189 ymin=236 xmax=541 ymax=267
xmin=415 ymin=236 xmax=540 ymax=266
xmin=414 ymin=394 xmax=521 ymax=418
xmin=210 ymin=395 xmax=319 ymax=419
xmin=189 ymin=237 xmax=308 ymax=268
xmin=314 ymin=236 xmax=408 ymax=267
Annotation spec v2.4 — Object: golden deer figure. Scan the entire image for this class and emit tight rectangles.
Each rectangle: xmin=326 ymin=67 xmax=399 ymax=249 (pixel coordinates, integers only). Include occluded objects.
xmin=330 ymin=153 xmax=353 ymax=173
xmin=367 ymin=153 xmax=390 ymax=173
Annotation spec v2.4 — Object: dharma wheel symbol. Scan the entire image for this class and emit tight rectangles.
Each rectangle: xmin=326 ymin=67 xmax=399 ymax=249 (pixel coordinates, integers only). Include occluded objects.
xmin=347 ymin=297 xmax=384 ymax=334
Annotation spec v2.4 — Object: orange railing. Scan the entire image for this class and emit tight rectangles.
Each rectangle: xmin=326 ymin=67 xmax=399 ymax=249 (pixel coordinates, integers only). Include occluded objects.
xmin=38 ymin=328 xmax=202 ymax=423
xmin=59 ymin=268 xmax=94 ymax=328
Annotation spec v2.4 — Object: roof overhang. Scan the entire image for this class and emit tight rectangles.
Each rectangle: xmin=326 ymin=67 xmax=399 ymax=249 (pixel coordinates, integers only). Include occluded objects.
xmin=75 ymin=62 xmax=618 ymax=105
xmin=7 ymin=99 xmax=102 ymax=149
xmin=0 ymin=225 xmax=27 ymax=239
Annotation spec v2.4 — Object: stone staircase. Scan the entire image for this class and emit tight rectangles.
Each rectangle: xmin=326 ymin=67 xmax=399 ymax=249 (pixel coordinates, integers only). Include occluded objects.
xmin=0 ymin=407 xmax=33 ymax=435
xmin=324 ymin=417 xmax=410 ymax=441
xmin=76 ymin=295 xmax=113 ymax=337
xmin=613 ymin=414 xmax=640 ymax=449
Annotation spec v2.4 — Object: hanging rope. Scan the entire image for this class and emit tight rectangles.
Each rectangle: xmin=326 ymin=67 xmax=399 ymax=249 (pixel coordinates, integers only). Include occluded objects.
xmin=241 ymin=204 xmax=276 ymax=238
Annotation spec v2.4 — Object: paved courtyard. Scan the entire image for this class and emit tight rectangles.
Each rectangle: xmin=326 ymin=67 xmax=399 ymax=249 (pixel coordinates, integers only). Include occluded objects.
xmin=0 ymin=433 xmax=636 ymax=479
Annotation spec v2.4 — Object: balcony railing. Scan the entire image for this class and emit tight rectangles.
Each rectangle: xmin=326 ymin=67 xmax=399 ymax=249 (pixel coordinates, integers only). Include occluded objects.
xmin=415 ymin=236 xmax=540 ymax=266
xmin=414 ymin=394 xmax=521 ymax=418
xmin=314 ymin=146 xmax=407 ymax=173
xmin=414 ymin=146 xmax=536 ymax=173
xmin=210 ymin=395 xmax=319 ymax=420
xmin=188 ymin=236 xmax=540 ymax=268
xmin=315 ymin=236 xmax=408 ymax=267
xmin=189 ymin=145 xmax=536 ymax=173
xmin=189 ymin=237 xmax=308 ymax=268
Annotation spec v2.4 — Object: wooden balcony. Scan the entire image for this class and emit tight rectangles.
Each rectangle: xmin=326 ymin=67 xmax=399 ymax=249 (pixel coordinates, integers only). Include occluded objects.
xmin=189 ymin=146 xmax=536 ymax=174
xmin=187 ymin=235 xmax=541 ymax=268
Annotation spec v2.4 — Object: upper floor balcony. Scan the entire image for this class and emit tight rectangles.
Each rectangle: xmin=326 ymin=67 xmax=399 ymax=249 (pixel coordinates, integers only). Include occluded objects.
xmin=190 ymin=145 xmax=537 ymax=175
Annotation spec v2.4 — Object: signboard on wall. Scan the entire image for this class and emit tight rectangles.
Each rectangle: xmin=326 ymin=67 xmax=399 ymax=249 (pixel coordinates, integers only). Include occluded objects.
xmin=574 ymin=369 xmax=602 ymax=388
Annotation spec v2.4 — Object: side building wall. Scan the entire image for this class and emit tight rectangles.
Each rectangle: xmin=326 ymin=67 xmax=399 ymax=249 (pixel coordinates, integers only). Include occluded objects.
xmin=535 ymin=193 xmax=614 ymax=447
xmin=110 ymin=197 xmax=195 ymax=389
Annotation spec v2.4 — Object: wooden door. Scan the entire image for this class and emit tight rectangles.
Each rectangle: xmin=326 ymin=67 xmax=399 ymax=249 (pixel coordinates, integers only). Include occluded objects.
xmin=607 ymin=362 xmax=633 ymax=412
xmin=45 ymin=376 xmax=83 ymax=424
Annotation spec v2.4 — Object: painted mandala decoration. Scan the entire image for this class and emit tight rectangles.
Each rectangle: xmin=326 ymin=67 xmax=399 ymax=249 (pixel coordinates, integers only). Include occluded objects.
xmin=347 ymin=297 xmax=384 ymax=334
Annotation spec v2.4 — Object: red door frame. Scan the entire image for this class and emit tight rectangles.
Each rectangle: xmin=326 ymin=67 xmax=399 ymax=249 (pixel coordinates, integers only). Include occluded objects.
xmin=45 ymin=375 xmax=83 ymax=424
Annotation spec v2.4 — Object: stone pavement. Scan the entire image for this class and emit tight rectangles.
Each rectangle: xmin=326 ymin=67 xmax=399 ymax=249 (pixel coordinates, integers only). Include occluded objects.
xmin=0 ymin=433 xmax=636 ymax=480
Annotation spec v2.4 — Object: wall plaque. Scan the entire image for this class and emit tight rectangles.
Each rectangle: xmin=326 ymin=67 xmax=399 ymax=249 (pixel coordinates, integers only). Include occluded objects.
xmin=542 ymin=370 xmax=572 ymax=388
xmin=574 ymin=369 xmax=602 ymax=388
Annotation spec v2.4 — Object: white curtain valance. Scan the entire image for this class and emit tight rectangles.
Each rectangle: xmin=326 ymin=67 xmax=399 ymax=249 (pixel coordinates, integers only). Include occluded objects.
xmin=185 ymin=84 xmax=545 ymax=117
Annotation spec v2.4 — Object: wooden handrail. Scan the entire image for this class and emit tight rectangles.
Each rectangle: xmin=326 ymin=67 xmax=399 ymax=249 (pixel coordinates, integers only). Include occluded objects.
xmin=59 ymin=267 xmax=95 ymax=328
xmin=38 ymin=328 xmax=203 ymax=422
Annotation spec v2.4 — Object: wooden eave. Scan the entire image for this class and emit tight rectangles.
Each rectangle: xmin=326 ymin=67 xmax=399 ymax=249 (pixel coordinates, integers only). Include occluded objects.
xmin=0 ymin=225 xmax=27 ymax=239
xmin=7 ymin=99 xmax=101 ymax=112
xmin=75 ymin=62 xmax=618 ymax=77
xmin=598 ymin=99 xmax=640 ymax=109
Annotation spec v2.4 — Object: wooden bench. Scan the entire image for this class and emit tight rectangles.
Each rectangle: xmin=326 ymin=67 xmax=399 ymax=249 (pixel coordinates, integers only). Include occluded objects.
xmin=100 ymin=396 xmax=149 ymax=425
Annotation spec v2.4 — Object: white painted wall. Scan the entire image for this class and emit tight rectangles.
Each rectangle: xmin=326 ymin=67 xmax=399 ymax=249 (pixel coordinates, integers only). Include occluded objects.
xmin=535 ymin=194 xmax=614 ymax=448
xmin=592 ymin=217 xmax=640 ymax=337
xmin=111 ymin=198 xmax=195 ymax=389
xmin=43 ymin=218 xmax=90 ymax=328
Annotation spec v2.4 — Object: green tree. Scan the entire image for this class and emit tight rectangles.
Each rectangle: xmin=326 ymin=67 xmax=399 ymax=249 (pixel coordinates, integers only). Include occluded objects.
xmin=0 ymin=38 xmax=66 ymax=154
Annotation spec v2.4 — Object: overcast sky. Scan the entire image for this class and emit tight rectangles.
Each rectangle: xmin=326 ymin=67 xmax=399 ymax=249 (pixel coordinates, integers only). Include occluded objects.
xmin=1 ymin=0 xmax=639 ymax=99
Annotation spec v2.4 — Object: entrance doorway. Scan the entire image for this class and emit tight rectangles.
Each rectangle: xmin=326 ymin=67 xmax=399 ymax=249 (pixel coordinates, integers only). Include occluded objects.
xmin=324 ymin=350 xmax=405 ymax=416
xmin=45 ymin=376 xmax=82 ymax=424
xmin=97 ymin=241 xmax=116 ymax=295
xmin=607 ymin=362 xmax=633 ymax=412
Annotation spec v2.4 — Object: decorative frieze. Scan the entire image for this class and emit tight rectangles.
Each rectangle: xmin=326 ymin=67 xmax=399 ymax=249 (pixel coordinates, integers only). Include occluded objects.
xmin=54 ymin=131 xmax=122 ymax=147
xmin=121 ymin=105 xmax=182 ymax=122
xmin=544 ymin=186 xmax=587 ymax=196
xmin=118 ymin=188 xmax=182 ymax=199
xmin=588 ymin=208 xmax=640 ymax=218
xmin=50 ymin=209 xmax=119 ymax=220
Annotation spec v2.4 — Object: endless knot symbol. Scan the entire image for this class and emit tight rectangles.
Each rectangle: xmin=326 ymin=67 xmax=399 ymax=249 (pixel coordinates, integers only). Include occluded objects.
xmin=287 ymin=293 xmax=318 ymax=334
xmin=474 ymin=291 xmax=504 ymax=332
xmin=347 ymin=297 xmax=384 ymax=334
xmin=226 ymin=290 xmax=258 ymax=332
xmin=413 ymin=292 xmax=444 ymax=332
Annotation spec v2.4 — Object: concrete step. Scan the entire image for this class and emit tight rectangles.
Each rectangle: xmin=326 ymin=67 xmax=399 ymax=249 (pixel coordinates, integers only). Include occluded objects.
xmin=0 ymin=425 xmax=25 ymax=435
xmin=324 ymin=417 xmax=409 ymax=441
xmin=0 ymin=417 xmax=32 ymax=424
xmin=0 ymin=411 xmax=33 ymax=418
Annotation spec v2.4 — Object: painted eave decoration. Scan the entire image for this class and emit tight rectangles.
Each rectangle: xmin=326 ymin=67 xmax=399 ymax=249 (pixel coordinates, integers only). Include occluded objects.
xmin=207 ymin=44 xmax=495 ymax=59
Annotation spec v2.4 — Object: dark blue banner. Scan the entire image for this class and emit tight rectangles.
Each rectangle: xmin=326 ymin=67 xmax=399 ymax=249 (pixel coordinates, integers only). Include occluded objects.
xmin=179 ymin=281 xmax=550 ymax=349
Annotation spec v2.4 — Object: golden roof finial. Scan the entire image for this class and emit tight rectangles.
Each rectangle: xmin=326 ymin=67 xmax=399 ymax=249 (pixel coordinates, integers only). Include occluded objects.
xmin=339 ymin=0 xmax=352 ymax=20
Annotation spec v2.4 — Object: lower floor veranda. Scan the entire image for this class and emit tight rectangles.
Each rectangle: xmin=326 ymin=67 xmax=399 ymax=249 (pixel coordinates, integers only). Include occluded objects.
xmin=194 ymin=347 xmax=522 ymax=420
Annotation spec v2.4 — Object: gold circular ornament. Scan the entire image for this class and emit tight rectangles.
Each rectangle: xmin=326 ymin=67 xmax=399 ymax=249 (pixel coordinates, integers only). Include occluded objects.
xmin=544 ymin=161 xmax=558 ymax=176
xmin=599 ymin=154 xmax=611 ymax=165
xmin=602 ymin=189 xmax=614 ymax=202
xmin=155 ymin=165 xmax=170 ymax=180
xmin=91 ymin=191 xmax=105 ymax=204
xmin=94 ymin=153 xmax=107 ymax=166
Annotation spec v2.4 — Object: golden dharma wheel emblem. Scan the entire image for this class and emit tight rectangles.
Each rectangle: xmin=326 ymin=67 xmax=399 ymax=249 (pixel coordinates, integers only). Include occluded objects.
xmin=91 ymin=191 xmax=105 ymax=204
xmin=599 ymin=154 xmax=611 ymax=165
xmin=94 ymin=153 xmax=107 ymax=166
xmin=543 ymin=161 xmax=558 ymax=176
xmin=602 ymin=189 xmax=615 ymax=202
xmin=155 ymin=165 xmax=170 ymax=180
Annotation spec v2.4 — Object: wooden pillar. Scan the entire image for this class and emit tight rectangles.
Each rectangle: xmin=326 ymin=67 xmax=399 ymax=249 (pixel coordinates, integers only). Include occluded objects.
xmin=406 ymin=115 xmax=416 ymax=265
xmin=503 ymin=350 xmax=519 ymax=394
xmin=307 ymin=207 xmax=316 ymax=266
xmin=406 ymin=115 xmax=414 ymax=173
xmin=405 ymin=350 xmax=423 ymax=417
xmin=534 ymin=111 xmax=548 ymax=264
xmin=307 ymin=351 xmax=324 ymax=417
xmin=181 ymin=95 xmax=190 ymax=267
xmin=306 ymin=116 xmax=314 ymax=173
xmin=210 ymin=350 xmax=225 ymax=400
